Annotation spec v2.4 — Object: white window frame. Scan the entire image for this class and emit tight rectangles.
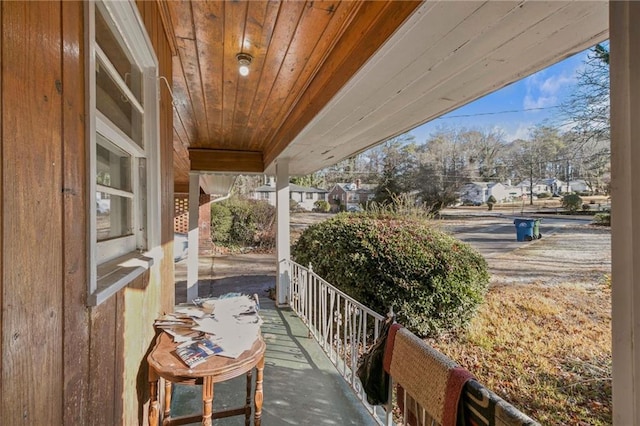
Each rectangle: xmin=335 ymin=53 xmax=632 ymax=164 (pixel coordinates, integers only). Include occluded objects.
xmin=87 ymin=0 xmax=162 ymax=306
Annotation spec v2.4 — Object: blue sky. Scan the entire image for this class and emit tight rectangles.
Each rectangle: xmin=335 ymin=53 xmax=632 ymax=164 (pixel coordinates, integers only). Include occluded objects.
xmin=407 ymin=47 xmax=594 ymax=144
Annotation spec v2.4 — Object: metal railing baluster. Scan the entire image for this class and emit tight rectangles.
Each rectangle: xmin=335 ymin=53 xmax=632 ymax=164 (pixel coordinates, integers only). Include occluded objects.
xmin=285 ymin=260 xmax=387 ymax=424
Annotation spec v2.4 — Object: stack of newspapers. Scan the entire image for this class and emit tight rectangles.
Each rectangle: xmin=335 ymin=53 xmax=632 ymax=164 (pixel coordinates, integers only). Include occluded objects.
xmin=154 ymin=293 xmax=262 ymax=368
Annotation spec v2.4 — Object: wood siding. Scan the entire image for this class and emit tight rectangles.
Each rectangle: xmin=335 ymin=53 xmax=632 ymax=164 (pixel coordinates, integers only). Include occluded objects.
xmin=61 ymin=1 xmax=90 ymax=423
xmin=0 ymin=1 xmax=174 ymax=424
xmin=1 ymin=2 xmax=65 ymax=423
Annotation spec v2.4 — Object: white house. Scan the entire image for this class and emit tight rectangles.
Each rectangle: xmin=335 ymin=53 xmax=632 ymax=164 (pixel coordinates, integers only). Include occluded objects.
xmin=541 ymin=178 xmax=571 ymax=194
xmin=569 ymin=179 xmax=591 ymax=193
xmin=252 ymin=180 xmax=327 ymax=211
xmin=517 ymin=178 xmax=570 ymax=196
xmin=460 ymin=182 xmax=522 ymax=204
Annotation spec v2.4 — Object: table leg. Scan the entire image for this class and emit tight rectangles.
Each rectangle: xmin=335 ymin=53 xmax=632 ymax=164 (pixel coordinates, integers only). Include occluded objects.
xmin=163 ymin=380 xmax=172 ymax=420
xmin=202 ymin=376 xmax=214 ymax=426
xmin=254 ymin=355 xmax=265 ymax=426
xmin=149 ymin=368 xmax=159 ymax=426
xmin=245 ymin=370 xmax=253 ymax=426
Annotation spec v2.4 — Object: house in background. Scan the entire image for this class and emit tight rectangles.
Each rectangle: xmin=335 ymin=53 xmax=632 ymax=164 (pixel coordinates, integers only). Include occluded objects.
xmin=459 ymin=181 xmax=522 ymax=204
xmin=516 ymin=179 xmax=549 ymax=195
xmin=517 ymin=178 xmax=571 ymax=196
xmin=541 ymin=178 xmax=571 ymax=195
xmin=569 ymin=179 xmax=594 ymax=194
xmin=328 ymin=181 xmax=376 ymax=211
xmin=252 ymin=177 xmax=327 ymax=211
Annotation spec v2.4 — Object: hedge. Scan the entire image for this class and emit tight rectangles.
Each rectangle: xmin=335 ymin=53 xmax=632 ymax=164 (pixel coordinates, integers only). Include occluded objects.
xmin=210 ymin=197 xmax=275 ymax=249
xmin=291 ymin=213 xmax=490 ymax=337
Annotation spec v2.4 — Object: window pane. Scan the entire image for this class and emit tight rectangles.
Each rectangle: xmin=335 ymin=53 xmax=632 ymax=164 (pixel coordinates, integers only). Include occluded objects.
xmin=96 ymin=192 xmax=132 ymax=241
xmin=96 ymin=60 xmax=144 ymax=147
xmin=97 ymin=133 xmax=131 ymax=191
xmin=95 ymin=2 xmax=143 ymax=105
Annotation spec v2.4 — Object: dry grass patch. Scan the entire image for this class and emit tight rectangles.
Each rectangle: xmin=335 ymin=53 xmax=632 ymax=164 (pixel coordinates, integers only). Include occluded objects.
xmin=430 ymin=282 xmax=611 ymax=425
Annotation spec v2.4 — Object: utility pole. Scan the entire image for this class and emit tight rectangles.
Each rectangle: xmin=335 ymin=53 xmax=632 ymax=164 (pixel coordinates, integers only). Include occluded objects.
xmin=529 ymin=160 xmax=534 ymax=206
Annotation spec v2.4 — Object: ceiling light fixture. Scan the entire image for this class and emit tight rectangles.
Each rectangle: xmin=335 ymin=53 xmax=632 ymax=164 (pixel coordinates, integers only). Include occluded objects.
xmin=236 ymin=53 xmax=252 ymax=77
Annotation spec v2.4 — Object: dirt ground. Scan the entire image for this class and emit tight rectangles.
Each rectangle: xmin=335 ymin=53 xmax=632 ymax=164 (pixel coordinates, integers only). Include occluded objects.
xmin=486 ymin=224 xmax=610 ymax=287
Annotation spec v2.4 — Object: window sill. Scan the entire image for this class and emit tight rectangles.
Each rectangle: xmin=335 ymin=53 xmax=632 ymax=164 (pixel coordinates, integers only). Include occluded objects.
xmin=88 ymin=247 xmax=163 ymax=306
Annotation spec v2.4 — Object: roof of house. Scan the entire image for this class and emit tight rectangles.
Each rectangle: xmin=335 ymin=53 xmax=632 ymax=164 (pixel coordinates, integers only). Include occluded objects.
xmin=254 ymin=184 xmax=327 ymax=193
xmin=334 ymin=182 xmax=376 ymax=192
xmin=464 ymin=181 xmax=504 ymax=188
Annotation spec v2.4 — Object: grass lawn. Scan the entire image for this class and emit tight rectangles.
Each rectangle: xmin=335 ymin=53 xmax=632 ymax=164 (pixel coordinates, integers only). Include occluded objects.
xmin=430 ymin=282 xmax=611 ymax=425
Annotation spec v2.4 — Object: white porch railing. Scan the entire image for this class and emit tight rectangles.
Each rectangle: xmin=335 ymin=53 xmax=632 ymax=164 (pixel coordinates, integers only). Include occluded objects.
xmin=286 ymin=260 xmax=540 ymax=426
xmin=287 ymin=260 xmax=392 ymax=425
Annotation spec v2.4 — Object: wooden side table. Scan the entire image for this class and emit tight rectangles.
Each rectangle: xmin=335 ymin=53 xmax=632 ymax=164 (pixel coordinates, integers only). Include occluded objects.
xmin=147 ymin=332 xmax=266 ymax=426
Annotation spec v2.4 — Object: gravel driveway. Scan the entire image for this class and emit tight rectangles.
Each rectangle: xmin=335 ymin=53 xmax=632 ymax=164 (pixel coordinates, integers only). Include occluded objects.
xmin=438 ymin=218 xmax=612 ymax=287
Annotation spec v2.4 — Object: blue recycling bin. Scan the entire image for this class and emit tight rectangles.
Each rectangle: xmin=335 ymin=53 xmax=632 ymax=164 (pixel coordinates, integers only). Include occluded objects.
xmin=514 ymin=218 xmax=535 ymax=241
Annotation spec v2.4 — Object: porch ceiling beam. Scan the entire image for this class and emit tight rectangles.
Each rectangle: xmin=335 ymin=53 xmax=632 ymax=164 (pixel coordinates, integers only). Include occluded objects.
xmin=188 ymin=149 xmax=264 ymax=173
xmin=174 ymin=183 xmax=189 ymax=194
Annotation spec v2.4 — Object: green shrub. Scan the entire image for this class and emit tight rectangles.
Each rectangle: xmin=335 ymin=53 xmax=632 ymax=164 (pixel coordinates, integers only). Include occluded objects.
xmin=226 ymin=198 xmax=256 ymax=244
xmin=210 ymin=203 xmax=232 ymax=243
xmin=291 ymin=213 xmax=490 ymax=337
xmin=289 ymin=199 xmax=307 ymax=212
xmin=211 ymin=197 xmax=275 ymax=248
xmin=537 ymin=192 xmax=552 ymax=199
xmin=313 ymin=200 xmax=331 ymax=212
xmin=487 ymin=195 xmax=496 ymax=211
xmin=593 ymin=213 xmax=611 ymax=226
xmin=250 ymin=200 xmax=276 ymax=248
xmin=562 ymin=194 xmax=583 ymax=213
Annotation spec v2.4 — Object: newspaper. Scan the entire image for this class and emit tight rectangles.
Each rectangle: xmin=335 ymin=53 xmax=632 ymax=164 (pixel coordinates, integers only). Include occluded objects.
xmin=154 ymin=293 xmax=262 ymax=365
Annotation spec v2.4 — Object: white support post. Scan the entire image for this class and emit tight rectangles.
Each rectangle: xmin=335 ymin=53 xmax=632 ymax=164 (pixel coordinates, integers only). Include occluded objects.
xmin=610 ymin=2 xmax=640 ymax=423
xmin=276 ymin=159 xmax=290 ymax=306
xmin=186 ymin=172 xmax=200 ymax=302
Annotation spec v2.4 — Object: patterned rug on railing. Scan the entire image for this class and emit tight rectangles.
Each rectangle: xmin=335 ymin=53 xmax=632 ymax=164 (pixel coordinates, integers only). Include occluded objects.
xmin=383 ymin=324 xmax=539 ymax=426
xmin=459 ymin=379 xmax=539 ymax=426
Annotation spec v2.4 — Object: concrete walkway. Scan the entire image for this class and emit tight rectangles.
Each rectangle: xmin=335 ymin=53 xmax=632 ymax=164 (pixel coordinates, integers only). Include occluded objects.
xmin=170 ymin=256 xmax=375 ymax=425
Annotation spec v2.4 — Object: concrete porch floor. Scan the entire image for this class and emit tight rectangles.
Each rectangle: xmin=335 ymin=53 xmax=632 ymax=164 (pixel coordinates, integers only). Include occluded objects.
xmin=170 ymin=255 xmax=375 ymax=425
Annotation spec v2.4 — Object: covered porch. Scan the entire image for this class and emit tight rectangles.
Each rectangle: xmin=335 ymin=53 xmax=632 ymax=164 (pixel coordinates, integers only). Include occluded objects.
xmin=0 ymin=1 xmax=637 ymax=424
xmin=169 ymin=1 xmax=632 ymax=422
xmin=171 ymin=271 xmax=375 ymax=425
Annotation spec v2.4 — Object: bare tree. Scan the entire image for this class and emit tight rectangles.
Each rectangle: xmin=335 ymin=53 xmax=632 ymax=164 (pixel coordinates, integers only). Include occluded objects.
xmin=413 ymin=128 xmax=472 ymax=212
xmin=560 ymin=43 xmax=610 ymax=147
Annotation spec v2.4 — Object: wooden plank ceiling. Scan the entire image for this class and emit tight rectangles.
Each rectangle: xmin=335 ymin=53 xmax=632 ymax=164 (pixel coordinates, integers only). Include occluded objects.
xmin=165 ymin=1 xmax=608 ymax=191
xmin=166 ymin=0 xmax=420 ymax=192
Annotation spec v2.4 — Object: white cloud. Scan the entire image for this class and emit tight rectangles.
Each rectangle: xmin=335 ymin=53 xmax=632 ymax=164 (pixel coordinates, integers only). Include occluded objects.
xmin=523 ymin=94 xmax=556 ymax=110
xmin=523 ymin=66 xmax=579 ymax=111
xmin=497 ymin=123 xmax=533 ymax=142
xmin=540 ymin=73 xmax=575 ymax=94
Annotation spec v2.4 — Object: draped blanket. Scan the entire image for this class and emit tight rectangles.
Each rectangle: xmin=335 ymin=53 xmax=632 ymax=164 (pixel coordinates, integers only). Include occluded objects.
xmin=383 ymin=326 xmax=473 ymax=426
xmin=382 ymin=324 xmax=539 ymax=426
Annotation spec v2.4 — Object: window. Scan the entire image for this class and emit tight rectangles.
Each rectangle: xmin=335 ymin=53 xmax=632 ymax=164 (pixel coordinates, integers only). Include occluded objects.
xmin=305 ymin=192 xmax=314 ymax=200
xmin=87 ymin=0 xmax=160 ymax=306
